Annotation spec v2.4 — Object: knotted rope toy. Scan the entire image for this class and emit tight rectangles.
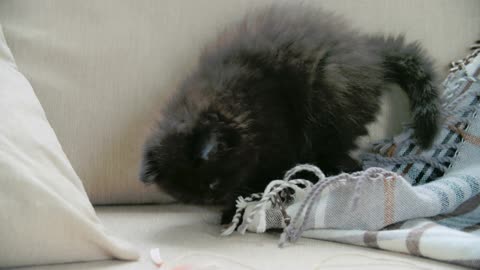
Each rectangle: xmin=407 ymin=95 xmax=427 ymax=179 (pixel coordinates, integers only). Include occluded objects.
xmin=221 ymin=164 xmax=397 ymax=247
xmin=221 ymin=164 xmax=316 ymax=236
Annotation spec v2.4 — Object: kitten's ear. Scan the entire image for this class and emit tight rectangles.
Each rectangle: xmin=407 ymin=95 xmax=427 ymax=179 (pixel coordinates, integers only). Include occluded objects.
xmin=139 ymin=146 xmax=160 ymax=184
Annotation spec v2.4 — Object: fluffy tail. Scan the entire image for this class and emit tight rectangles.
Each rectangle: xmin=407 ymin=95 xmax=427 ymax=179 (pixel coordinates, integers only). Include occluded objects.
xmin=369 ymin=35 xmax=440 ymax=148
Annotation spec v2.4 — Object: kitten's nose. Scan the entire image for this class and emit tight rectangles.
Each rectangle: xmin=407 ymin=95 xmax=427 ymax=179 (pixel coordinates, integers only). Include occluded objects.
xmin=209 ymin=179 xmax=220 ymax=190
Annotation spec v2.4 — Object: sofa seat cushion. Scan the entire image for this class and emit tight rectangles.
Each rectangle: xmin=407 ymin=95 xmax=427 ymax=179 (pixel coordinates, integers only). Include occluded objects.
xmin=18 ymin=205 xmax=470 ymax=270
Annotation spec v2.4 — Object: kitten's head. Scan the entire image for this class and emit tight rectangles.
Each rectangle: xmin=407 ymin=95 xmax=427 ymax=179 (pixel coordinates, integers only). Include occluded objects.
xmin=139 ymin=108 xmax=256 ymax=204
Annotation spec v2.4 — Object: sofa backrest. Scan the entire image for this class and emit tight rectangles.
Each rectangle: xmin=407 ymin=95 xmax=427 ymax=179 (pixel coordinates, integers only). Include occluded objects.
xmin=0 ymin=0 xmax=478 ymax=204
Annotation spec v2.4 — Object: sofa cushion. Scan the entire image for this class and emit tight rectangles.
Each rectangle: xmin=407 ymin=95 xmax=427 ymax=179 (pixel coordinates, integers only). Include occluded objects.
xmin=0 ymin=0 xmax=478 ymax=204
xmin=15 ymin=205 xmax=469 ymax=270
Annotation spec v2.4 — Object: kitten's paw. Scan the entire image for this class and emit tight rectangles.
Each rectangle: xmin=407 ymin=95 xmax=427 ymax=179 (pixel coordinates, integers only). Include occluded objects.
xmin=337 ymin=156 xmax=362 ymax=173
xmin=220 ymin=204 xmax=237 ymax=225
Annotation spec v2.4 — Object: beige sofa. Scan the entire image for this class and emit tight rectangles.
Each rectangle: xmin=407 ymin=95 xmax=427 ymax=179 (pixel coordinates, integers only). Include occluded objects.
xmin=1 ymin=1 xmax=479 ymax=269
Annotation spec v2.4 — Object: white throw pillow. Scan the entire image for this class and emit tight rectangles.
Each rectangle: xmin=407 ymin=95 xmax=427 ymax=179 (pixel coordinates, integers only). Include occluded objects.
xmin=0 ymin=25 xmax=139 ymax=268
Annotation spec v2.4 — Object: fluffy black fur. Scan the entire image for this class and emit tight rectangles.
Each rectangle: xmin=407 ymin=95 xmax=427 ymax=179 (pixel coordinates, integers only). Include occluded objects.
xmin=139 ymin=5 xmax=440 ymax=224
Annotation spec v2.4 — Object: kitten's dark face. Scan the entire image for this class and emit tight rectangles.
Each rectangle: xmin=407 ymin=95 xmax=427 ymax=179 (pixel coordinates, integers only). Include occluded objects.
xmin=139 ymin=112 xmax=255 ymax=204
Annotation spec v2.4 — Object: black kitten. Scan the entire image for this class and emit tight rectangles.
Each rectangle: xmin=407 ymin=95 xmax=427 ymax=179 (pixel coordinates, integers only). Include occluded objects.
xmin=139 ymin=5 xmax=439 ymax=224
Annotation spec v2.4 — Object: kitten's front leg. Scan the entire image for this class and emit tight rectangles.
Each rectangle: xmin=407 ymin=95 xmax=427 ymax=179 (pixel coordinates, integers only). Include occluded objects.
xmin=220 ymin=167 xmax=262 ymax=225
xmin=318 ymin=153 xmax=362 ymax=176
xmin=336 ymin=155 xmax=362 ymax=173
xmin=221 ymin=200 xmax=238 ymax=225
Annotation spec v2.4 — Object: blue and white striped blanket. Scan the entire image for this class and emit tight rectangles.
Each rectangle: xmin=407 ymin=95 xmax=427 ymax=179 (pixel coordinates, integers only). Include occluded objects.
xmin=222 ymin=43 xmax=480 ymax=268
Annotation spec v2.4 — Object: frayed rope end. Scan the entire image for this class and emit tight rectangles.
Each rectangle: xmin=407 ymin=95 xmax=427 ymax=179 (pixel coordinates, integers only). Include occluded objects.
xmin=238 ymin=224 xmax=249 ymax=235
xmin=278 ymin=232 xmax=287 ymax=248
xmin=278 ymin=226 xmax=302 ymax=248
xmin=220 ymin=223 xmax=237 ymax=236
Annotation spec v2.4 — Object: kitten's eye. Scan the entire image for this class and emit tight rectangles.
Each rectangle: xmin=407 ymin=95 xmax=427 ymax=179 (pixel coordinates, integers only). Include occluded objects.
xmin=200 ymin=133 xmax=218 ymax=160
xmin=207 ymin=113 xmax=219 ymax=122
xmin=190 ymin=128 xmax=218 ymax=162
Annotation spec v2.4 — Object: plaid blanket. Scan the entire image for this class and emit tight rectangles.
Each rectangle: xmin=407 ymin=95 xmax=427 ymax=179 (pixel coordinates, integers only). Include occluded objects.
xmin=222 ymin=44 xmax=480 ymax=268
